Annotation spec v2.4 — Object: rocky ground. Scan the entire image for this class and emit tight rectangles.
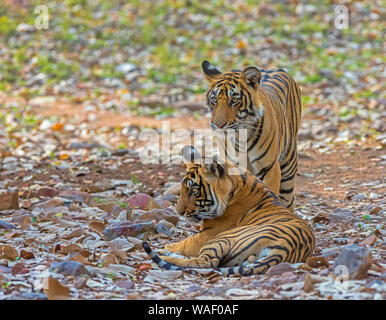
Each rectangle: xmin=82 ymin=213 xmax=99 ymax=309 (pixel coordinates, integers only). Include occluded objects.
xmin=0 ymin=95 xmax=385 ymax=300
xmin=0 ymin=0 xmax=385 ymax=300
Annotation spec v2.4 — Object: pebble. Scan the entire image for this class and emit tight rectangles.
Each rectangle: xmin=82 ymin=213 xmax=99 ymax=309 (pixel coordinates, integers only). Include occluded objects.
xmin=329 ymin=208 xmax=357 ymax=225
xmin=0 ymin=189 xmax=19 ymax=210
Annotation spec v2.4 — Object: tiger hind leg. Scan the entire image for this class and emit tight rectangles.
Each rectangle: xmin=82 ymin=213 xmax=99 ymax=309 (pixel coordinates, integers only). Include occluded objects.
xmin=222 ymin=247 xmax=285 ymax=276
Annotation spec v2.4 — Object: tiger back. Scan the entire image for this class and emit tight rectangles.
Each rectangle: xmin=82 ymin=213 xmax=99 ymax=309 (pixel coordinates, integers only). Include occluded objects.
xmin=202 ymin=61 xmax=302 ymax=211
xmin=142 ymin=146 xmax=314 ymax=276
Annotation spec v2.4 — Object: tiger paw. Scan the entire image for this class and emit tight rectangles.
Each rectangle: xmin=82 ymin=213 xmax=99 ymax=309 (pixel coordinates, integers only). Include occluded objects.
xmin=164 ymin=242 xmax=183 ymax=253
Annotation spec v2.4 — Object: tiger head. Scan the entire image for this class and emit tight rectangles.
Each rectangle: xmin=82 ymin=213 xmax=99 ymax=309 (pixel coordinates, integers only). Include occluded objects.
xmin=176 ymin=145 xmax=234 ymax=223
xmin=202 ymin=60 xmax=263 ymax=132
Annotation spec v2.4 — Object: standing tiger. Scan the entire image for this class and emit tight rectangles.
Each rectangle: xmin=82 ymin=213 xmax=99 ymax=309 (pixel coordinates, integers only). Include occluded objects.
xmin=142 ymin=146 xmax=314 ymax=276
xmin=201 ymin=60 xmax=302 ymax=211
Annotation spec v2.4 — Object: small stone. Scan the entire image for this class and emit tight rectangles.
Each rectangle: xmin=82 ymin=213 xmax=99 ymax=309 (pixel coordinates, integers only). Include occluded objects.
xmin=104 ymin=221 xmax=156 ymax=240
xmin=32 ymin=198 xmax=65 ymax=209
xmin=37 ymin=187 xmax=60 ymax=198
xmin=20 ymin=249 xmax=35 ymax=260
xmin=321 ymin=247 xmax=340 ymax=259
xmin=161 ymin=193 xmax=178 ymax=203
xmin=0 ymin=265 xmax=11 ymax=274
xmin=58 ymin=190 xmax=90 ymax=204
xmin=116 ymin=210 xmax=129 ymax=221
xmin=0 ymin=245 xmax=18 ymax=260
xmin=333 ymin=244 xmax=372 ymax=280
xmin=115 ymin=279 xmax=135 ymax=290
xmin=134 ymin=208 xmax=179 ymax=225
xmin=126 ymin=193 xmax=162 ymax=211
xmin=106 ymin=264 xmax=135 ymax=275
xmin=303 ymin=273 xmax=329 ymax=293
xmin=89 ymin=198 xmax=117 ymax=214
xmin=329 ymin=208 xmax=357 ymax=225
xmin=147 ymin=270 xmax=183 ymax=280
xmin=11 ymin=262 xmax=29 ymax=275
xmin=266 ymin=262 xmax=295 ymax=276
xmin=157 ymin=222 xmax=172 ymax=236
xmin=50 ymin=261 xmax=92 ymax=277
xmin=0 ymin=189 xmax=19 ymax=210
xmin=0 ymin=220 xmax=16 ymax=230
xmin=351 ymin=193 xmax=366 ymax=202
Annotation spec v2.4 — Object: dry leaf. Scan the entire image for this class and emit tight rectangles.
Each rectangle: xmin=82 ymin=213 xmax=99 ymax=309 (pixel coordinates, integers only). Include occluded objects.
xmin=62 ymin=228 xmax=84 ymax=240
xmin=20 ymin=249 xmax=35 ymax=260
xmin=102 ymin=253 xmax=118 ymax=266
xmin=60 ymin=243 xmax=90 ymax=257
xmin=359 ymin=235 xmax=377 ymax=247
xmin=59 ymin=153 xmax=70 ymax=160
xmin=43 ymin=277 xmax=71 ymax=300
xmin=236 ymin=40 xmax=247 ymax=50
xmin=306 ymin=256 xmax=329 ymax=268
xmin=68 ymin=252 xmax=92 ymax=265
xmin=51 ymin=123 xmax=64 ymax=131
xmin=19 ymin=215 xmax=32 ymax=229
xmin=303 ymin=273 xmax=329 ymax=293
xmin=88 ymin=220 xmax=106 ymax=233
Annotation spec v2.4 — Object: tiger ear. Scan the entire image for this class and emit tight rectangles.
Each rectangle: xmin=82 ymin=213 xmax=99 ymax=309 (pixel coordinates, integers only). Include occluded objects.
xmin=202 ymin=158 xmax=225 ymax=179
xmin=242 ymin=66 xmax=261 ymax=89
xmin=202 ymin=60 xmax=222 ymax=83
xmin=182 ymin=145 xmax=202 ymax=163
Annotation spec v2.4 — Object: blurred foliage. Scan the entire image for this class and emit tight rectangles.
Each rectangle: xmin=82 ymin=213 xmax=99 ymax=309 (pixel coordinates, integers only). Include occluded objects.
xmin=0 ymin=0 xmax=384 ymax=108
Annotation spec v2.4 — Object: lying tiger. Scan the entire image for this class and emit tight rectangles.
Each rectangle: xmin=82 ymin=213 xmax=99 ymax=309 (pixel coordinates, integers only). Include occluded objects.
xmin=202 ymin=60 xmax=302 ymax=211
xmin=142 ymin=146 xmax=314 ymax=276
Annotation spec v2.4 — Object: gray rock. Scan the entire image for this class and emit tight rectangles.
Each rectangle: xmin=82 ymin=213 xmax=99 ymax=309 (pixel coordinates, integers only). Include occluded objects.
xmin=333 ymin=244 xmax=372 ymax=280
xmin=58 ymin=190 xmax=90 ymax=203
xmin=329 ymin=208 xmax=357 ymax=225
xmin=351 ymin=193 xmax=366 ymax=202
xmin=157 ymin=221 xmax=172 ymax=236
xmin=37 ymin=187 xmax=60 ymax=198
xmin=0 ymin=220 xmax=16 ymax=230
xmin=161 ymin=193 xmax=178 ymax=203
xmin=50 ymin=261 xmax=92 ymax=277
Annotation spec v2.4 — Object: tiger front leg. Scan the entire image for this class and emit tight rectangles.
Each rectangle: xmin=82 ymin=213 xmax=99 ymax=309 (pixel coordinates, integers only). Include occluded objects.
xmin=161 ymin=240 xmax=226 ymax=268
xmin=164 ymin=230 xmax=215 ymax=257
xmin=160 ymin=254 xmax=220 ymax=269
xmin=164 ymin=239 xmax=190 ymax=255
